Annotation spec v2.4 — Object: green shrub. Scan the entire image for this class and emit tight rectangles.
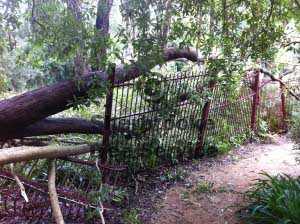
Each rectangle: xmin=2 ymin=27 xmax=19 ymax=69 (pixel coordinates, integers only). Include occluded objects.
xmin=122 ymin=208 xmax=141 ymax=224
xmin=203 ymin=133 xmax=246 ymax=156
xmin=242 ymin=172 xmax=300 ymax=224
xmin=0 ymin=74 xmax=8 ymax=93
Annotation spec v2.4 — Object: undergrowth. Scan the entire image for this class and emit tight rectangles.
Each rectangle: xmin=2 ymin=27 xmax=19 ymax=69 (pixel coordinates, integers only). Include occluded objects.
xmin=203 ymin=133 xmax=247 ymax=156
xmin=242 ymin=172 xmax=300 ymax=224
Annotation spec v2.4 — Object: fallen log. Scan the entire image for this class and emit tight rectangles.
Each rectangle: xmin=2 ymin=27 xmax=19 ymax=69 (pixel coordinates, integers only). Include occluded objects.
xmin=0 ymin=144 xmax=97 ymax=165
xmin=0 ymin=117 xmax=134 ymax=140
xmin=0 ymin=47 xmax=204 ymax=137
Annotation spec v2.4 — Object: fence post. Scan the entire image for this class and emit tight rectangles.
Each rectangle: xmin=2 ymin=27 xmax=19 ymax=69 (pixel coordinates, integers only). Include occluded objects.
xmin=280 ymin=79 xmax=288 ymax=133
xmin=194 ymin=80 xmax=216 ymax=158
xmin=101 ymin=66 xmax=115 ymax=164
xmin=250 ymin=70 xmax=260 ymax=134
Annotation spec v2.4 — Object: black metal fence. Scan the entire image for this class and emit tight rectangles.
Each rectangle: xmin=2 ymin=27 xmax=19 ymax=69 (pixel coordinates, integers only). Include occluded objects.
xmin=108 ymin=69 xmax=209 ymax=170
xmin=103 ymin=68 xmax=258 ymax=171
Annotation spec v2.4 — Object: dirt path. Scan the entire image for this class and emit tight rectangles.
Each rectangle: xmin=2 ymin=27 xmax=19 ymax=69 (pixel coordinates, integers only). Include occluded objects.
xmin=147 ymin=135 xmax=300 ymax=224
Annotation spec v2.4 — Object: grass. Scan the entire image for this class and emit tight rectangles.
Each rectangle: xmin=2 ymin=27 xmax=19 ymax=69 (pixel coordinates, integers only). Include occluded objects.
xmin=193 ymin=181 xmax=214 ymax=194
xmin=241 ymin=172 xmax=300 ymax=224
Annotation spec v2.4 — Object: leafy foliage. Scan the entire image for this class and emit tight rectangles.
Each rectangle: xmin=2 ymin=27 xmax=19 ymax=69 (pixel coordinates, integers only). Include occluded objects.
xmin=122 ymin=208 xmax=141 ymax=224
xmin=242 ymin=172 xmax=300 ymax=224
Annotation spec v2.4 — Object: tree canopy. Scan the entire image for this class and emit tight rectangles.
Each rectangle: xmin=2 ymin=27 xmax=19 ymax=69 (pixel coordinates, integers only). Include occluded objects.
xmin=0 ymin=0 xmax=299 ymax=92
xmin=0 ymin=0 xmax=299 ymax=139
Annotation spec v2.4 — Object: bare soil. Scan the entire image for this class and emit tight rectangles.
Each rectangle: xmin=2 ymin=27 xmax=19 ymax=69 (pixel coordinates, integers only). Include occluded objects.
xmin=143 ymin=135 xmax=300 ymax=224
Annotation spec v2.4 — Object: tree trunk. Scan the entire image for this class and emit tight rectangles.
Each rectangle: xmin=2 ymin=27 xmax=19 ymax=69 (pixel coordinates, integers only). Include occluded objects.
xmin=93 ymin=0 xmax=114 ymax=70
xmin=64 ymin=0 xmax=89 ymax=77
xmin=160 ymin=0 xmax=173 ymax=48
xmin=1 ymin=117 xmax=134 ymax=140
xmin=0 ymin=47 xmax=203 ymax=138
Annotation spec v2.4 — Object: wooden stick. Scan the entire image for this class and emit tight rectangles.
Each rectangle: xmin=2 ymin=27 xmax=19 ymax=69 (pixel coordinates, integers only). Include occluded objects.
xmin=9 ymin=163 xmax=29 ymax=202
xmin=0 ymin=144 xmax=97 ymax=165
xmin=48 ymin=159 xmax=65 ymax=224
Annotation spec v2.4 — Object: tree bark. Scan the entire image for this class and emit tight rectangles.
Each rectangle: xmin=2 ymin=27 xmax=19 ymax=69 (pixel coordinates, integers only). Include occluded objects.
xmin=0 ymin=144 xmax=96 ymax=165
xmin=1 ymin=117 xmax=135 ymax=140
xmin=160 ymin=0 xmax=173 ymax=48
xmin=0 ymin=47 xmax=203 ymax=137
xmin=93 ymin=0 xmax=114 ymax=70
xmin=64 ymin=0 xmax=89 ymax=77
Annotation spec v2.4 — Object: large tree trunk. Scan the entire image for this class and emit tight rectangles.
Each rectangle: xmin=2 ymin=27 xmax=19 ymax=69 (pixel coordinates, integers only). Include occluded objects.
xmin=160 ymin=0 xmax=173 ymax=48
xmin=64 ymin=0 xmax=90 ymax=77
xmin=0 ymin=48 xmax=202 ymax=138
xmin=93 ymin=0 xmax=114 ymax=71
xmin=1 ymin=117 xmax=134 ymax=140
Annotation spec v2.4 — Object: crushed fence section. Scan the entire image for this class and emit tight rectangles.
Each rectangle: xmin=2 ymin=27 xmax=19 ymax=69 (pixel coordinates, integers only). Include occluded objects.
xmin=0 ymin=156 xmax=127 ymax=223
xmin=205 ymin=81 xmax=253 ymax=139
xmin=108 ymin=69 xmax=209 ymax=170
xmin=102 ymin=70 xmax=267 ymax=170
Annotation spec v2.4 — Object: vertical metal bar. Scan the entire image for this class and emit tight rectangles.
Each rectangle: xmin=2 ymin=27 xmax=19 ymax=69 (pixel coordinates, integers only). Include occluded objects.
xmin=250 ymin=71 xmax=260 ymax=133
xmin=101 ymin=67 xmax=115 ymax=164
xmin=194 ymin=80 xmax=216 ymax=158
xmin=280 ymin=79 xmax=288 ymax=133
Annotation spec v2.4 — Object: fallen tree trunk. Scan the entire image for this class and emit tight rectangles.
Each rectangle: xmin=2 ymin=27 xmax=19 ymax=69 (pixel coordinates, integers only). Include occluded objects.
xmin=0 ymin=47 xmax=203 ymax=137
xmin=1 ymin=118 xmax=103 ymax=140
xmin=0 ymin=117 xmax=134 ymax=140
xmin=0 ymin=144 xmax=97 ymax=165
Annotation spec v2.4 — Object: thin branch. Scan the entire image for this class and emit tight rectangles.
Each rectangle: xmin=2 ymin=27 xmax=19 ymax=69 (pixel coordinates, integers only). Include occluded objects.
xmin=282 ymin=40 xmax=300 ymax=47
xmin=259 ymin=67 xmax=300 ymax=101
xmin=48 ymin=159 xmax=65 ymax=224
xmin=266 ymin=0 xmax=275 ymax=25
xmin=31 ymin=0 xmax=45 ymax=31
xmin=95 ymin=158 xmax=106 ymax=224
xmin=98 ymin=198 xmax=106 ymax=224
xmin=9 ymin=163 xmax=29 ymax=202
xmin=131 ymin=174 xmax=139 ymax=195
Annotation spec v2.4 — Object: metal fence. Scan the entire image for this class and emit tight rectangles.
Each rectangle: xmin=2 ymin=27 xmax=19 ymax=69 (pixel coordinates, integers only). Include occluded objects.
xmin=100 ymin=68 xmax=262 ymax=171
xmin=1 ymin=66 xmax=298 ymax=222
xmin=205 ymin=82 xmax=253 ymax=139
xmin=107 ymin=69 xmax=209 ymax=170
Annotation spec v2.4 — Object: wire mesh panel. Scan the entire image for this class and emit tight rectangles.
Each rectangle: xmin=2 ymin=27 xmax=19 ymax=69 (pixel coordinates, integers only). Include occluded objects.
xmin=205 ymin=82 xmax=253 ymax=139
xmin=108 ymin=69 xmax=208 ymax=171
xmin=258 ymin=79 xmax=283 ymax=131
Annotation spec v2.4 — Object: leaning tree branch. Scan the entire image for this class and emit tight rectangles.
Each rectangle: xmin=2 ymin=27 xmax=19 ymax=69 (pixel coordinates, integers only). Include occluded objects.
xmin=0 ymin=47 xmax=205 ymax=137
xmin=0 ymin=143 xmax=97 ymax=165
xmin=259 ymin=67 xmax=300 ymax=101
xmin=48 ymin=159 xmax=65 ymax=224
xmin=282 ymin=40 xmax=300 ymax=47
